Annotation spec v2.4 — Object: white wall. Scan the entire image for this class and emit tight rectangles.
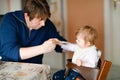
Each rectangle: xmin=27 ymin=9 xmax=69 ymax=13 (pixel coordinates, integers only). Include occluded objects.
xmin=0 ymin=0 xmax=21 ymax=14
xmin=9 ymin=0 xmax=22 ymax=11
xmin=0 ymin=0 xmax=9 ymax=14
xmin=104 ymin=0 xmax=120 ymax=66
xmin=112 ymin=1 xmax=120 ymax=66
xmin=104 ymin=0 xmax=113 ymax=60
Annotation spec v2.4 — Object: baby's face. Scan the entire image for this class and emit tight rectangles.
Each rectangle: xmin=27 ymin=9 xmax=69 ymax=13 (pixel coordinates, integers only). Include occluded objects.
xmin=76 ymin=37 xmax=85 ymax=48
xmin=76 ymin=35 xmax=90 ymax=48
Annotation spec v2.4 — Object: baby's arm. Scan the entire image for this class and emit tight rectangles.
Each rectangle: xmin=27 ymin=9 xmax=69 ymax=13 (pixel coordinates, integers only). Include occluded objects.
xmin=58 ymin=41 xmax=76 ymax=52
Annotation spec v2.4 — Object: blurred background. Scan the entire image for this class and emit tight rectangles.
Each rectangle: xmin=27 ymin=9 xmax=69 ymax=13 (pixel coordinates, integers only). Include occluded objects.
xmin=0 ymin=0 xmax=120 ymax=79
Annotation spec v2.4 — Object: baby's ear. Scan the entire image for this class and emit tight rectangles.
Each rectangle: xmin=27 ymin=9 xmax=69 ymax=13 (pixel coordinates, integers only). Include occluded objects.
xmin=87 ymin=41 xmax=91 ymax=46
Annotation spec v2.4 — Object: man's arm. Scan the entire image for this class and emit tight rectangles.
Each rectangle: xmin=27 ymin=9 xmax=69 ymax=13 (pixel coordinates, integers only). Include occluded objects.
xmin=20 ymin=38 xmax=57 ymax=60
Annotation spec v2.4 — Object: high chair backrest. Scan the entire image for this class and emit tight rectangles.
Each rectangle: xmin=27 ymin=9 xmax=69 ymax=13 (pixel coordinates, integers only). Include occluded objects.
xmin=97 ymin=60 xmax=112 ymax=80
xmin=65 ymin=59 xmax=112 ymax=80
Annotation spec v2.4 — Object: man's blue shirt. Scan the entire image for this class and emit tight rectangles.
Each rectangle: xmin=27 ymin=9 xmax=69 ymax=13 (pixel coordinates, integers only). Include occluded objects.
xmin=0 ymin=10 xmax=66 ymax=64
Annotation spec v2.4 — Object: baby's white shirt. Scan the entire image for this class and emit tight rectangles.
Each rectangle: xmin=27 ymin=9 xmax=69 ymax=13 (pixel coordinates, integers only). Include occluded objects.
xmin=61 ymin=42 xmax=101 ymax=68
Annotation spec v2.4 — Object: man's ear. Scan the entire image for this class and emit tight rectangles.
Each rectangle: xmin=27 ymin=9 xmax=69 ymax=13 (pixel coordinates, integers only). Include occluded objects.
xmin=24 ymin=13 xmax=29 ymax=21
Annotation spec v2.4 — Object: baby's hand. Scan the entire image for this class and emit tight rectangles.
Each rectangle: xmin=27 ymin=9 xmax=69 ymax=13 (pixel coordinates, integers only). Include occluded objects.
xmin=51 ymin=38 xmax=63 ymax=46
xmin=52 ymin=39 xmax=67 ymax=46
xmin=76 ymin=59 xmax=82 ymax=66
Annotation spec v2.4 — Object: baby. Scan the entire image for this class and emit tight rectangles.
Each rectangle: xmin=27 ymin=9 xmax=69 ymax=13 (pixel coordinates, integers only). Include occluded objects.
xmin=53 ymin=25 xmax=101 ymax=80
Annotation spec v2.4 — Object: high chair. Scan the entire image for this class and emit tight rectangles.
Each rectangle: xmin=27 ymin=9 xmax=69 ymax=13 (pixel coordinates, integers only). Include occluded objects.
xmin=65 ymin=59 xmax=112 ymax=80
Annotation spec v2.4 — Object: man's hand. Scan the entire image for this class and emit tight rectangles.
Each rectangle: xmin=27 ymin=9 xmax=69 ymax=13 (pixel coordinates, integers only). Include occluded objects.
xmin=41 ymin=38 xmax=58 ymax=53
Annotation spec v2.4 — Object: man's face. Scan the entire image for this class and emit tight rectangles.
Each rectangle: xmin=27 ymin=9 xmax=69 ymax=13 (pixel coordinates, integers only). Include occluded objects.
xmin=28 ymin=17 xmax=46 ymax=30
xmin=24 ymin=13 xmax=46 ymax=30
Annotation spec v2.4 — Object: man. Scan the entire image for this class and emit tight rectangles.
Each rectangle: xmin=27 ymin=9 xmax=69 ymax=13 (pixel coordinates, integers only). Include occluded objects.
xmin=0 ymin=0 xmax=66 ymax=64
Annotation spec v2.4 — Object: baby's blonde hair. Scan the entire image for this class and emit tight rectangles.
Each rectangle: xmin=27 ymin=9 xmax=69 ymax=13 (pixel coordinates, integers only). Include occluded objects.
xmin=76 ymin=25 xmax=98 ymax=45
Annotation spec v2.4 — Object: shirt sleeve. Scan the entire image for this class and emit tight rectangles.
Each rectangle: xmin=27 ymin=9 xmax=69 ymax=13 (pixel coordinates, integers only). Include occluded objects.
xmin=0 ymin=13 xmax=21 ymax=61
xmin=61 ymin=42 xmax=77 ymax=52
